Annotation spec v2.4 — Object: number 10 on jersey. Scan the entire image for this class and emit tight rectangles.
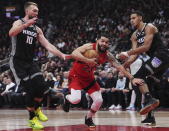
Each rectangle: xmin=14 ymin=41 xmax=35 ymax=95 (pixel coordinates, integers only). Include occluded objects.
xmin=26 ymin=36 xmax=33 ymax=44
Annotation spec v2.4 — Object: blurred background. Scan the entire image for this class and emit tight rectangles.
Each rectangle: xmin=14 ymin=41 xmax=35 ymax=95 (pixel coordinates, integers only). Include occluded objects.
xmin=0 ymin=0 xmax=169 ymax=110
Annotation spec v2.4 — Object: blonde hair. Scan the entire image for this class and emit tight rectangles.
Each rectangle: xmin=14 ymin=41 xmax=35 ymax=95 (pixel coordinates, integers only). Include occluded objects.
xmin=24 ymin=2 xmax=38 ymax=10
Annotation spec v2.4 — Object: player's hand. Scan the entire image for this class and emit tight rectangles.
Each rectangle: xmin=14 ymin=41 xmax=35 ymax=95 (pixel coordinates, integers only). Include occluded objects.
xmin=118 ymin=52 xmax=129 ymax=60
xmin=62 ymin=54 xmax=72 ymax=60
xmin=131 ymin=78 xmax=144 ymax=86
xmin=86 ymin=58 xmax=98 ymax=67
xmin=26 ymin=17 xmax=38 ymax=27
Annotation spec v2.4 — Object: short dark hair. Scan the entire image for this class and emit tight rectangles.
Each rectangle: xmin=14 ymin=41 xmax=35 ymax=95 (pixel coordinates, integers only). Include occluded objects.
xmin=131 ymin=10 xmax=144 ymax=18
xmin=24 ymin=2 xmax=38 ymax=10
xmin=96 ymin=32 xmax=110 ymax=40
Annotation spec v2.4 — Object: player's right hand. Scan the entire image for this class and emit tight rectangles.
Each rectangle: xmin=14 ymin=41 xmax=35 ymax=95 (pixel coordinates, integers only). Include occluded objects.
xmin=62 ymin=54 xmax=72 ymax=60
xmin=132 ymin=78 xmax=144 ymax=86
xmin=26 ymin=17 xmax=38 ymax=27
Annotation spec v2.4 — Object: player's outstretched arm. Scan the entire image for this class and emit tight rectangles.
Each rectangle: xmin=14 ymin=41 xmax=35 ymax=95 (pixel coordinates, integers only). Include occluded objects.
xmin=37 ymin=27 xmax=71 ymax=60
xmin=107 ymin=52 xmax=144 ymax=86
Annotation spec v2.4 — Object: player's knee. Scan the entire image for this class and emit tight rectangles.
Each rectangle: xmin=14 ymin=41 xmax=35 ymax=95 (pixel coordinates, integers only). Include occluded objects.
xmin=93 ymin=97 xmax=103 ymax=108
xmin=71 ymin=96 xmax=81 ymax=104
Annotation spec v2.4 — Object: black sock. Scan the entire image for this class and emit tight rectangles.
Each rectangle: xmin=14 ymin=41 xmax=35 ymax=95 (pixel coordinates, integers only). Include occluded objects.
xmin=144 ymin=92 xmax=152 ymax=100
xmin=34 ymin=101 xmax=41 ymax=110
xmin=147 ymin=110 xmax=154 ymax=118
xmin=29 ymin=111 xmax=36 ymax=120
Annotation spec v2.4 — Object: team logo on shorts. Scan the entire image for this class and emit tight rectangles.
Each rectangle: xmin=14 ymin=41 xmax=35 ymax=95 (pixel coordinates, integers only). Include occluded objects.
xmin=151 ymin=57 xmax=162 ymax=68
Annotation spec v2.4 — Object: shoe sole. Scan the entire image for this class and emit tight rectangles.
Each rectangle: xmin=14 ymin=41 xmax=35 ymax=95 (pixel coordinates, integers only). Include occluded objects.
xmin=86 ymin=125 xmax=96 ymax=129
xmin=62 ymin=106 xmax=70 ymax=112
xmin=142 ymin=123 xmax=156 ymax=126
xmin=36 ymin=115 xmax=48 ymax=122
xmin=140 ymin=100 xmax=160 ymax=115
xmin=28 ymin=124 xmax=44 ymax=130
xmin=39 ymin=119 xmax=48 ymax=122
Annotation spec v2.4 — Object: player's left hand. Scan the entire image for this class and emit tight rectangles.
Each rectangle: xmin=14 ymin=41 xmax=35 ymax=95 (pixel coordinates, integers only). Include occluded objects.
xmin=132 ymin=78 xmax=144 ymax=86
xmin=118 ymin=52 xmax=129 ymax=60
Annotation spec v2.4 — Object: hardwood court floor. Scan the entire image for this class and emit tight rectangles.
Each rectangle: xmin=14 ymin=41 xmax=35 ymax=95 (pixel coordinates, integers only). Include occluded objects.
xmin=0 ymin=109 xmax=169 ymax=131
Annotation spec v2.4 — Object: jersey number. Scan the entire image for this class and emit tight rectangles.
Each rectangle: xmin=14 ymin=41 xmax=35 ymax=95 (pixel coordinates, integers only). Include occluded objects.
xmin=26 ymin=36 xmax=33 ymax=44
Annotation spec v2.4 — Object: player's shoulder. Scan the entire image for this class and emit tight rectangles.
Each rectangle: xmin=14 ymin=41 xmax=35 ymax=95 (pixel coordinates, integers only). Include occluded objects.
xmin=147 ymin=23 xmax=156 ymax=27
xmin=81 ymin=43 xmax=93 ymax=48
xmin=12 ymin=19 xmax=23 ymax=25
xmin=146 ymin=23 xmax=157 ymax=30
xmin=131 ymin=31 xmax=137 ymax=39
xmin=75 ymin=43 xmax=94 ymax=51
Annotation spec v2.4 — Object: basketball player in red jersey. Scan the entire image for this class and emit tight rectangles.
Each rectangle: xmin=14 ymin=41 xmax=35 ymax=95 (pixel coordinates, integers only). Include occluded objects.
xmin=62 ymin=36 xmax=144 ymax=128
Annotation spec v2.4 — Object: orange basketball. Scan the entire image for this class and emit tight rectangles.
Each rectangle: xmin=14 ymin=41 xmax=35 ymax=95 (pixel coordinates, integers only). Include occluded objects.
xmin=83 ymin=50 xmax=98 ymax=59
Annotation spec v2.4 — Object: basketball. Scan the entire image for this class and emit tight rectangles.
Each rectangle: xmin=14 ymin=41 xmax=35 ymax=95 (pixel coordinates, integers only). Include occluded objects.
xmin=83 ymin=50 xmax=98 ymax=59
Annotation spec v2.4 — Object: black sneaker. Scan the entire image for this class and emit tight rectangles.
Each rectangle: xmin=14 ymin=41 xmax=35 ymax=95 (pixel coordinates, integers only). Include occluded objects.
xmin=62 ymin=95 xmax=70 ymax=112
xmin=141 ymin=116 xmax=156 ymax=126
xmin=140 ymin=98 xmax=159 ymax=115
xmin=85 ymin=116 xmax=96 ymax=128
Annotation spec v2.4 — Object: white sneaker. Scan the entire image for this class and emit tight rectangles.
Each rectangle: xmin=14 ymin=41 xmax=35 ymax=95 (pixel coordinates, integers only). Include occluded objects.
xmin=126 ymin=106 xmax=135 ymax=110
xmin=109 ymin=105 xmax=115 ymax=110
xmin=114 ymin=105 xmax=122 ymax=110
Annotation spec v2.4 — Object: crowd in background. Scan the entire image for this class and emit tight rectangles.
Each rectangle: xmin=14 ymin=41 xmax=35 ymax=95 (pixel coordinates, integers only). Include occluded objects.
xmin=0 ymin=0 xmax=169 ymax=109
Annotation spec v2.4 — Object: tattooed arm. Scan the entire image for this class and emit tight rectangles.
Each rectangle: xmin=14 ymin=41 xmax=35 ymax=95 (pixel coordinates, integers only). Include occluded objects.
xmin=107 ymin=52 xmax=135 ymax=81
xmin=107 ymin=52 xmax=145 ymax=86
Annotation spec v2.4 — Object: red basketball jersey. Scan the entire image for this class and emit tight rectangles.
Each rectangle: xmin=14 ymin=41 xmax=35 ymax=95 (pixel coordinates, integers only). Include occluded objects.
xmin=69 ymin=43 xmax=108 ymax=80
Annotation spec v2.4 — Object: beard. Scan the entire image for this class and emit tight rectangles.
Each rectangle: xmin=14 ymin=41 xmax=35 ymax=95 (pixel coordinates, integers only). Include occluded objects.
xmin=28 ymin=15 xmax=36 ymax=19
xmin=98 ymin=44 xmax=108 ymax=53
xmin=28 ymin=16 xmax=33 ymax=19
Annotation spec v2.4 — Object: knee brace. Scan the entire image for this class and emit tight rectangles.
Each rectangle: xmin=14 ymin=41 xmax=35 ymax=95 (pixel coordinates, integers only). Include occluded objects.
xmin=132 ymin=86 xmax=142 ymax=109
xmin=66 ymin=89 xmax=81 ymax=104
xmin=90 ymin=91 xmax=103 ymax=111
xmin=25 ymin=93 xmax=34 ymax=108
xmin=68 ymin=95 xmax=81 ymax=104
xmin=93 ymin=97 xmax=103 ymax=111
xmin=134 ymin=64 xmax=151 ymax=82
xmin=31 ymin=75 xmax=48 ymax=98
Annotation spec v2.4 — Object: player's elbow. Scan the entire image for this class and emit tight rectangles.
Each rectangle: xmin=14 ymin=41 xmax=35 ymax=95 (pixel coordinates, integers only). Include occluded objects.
xmin=9 ymin=30 xmax=18 ymax=37
xmin=9 ymin=31 xmax=15 ymax=37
